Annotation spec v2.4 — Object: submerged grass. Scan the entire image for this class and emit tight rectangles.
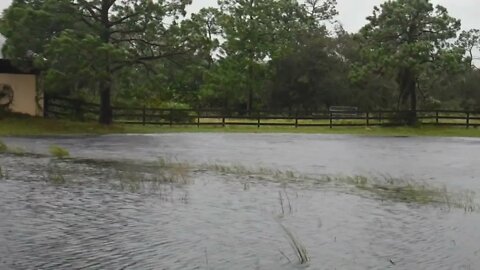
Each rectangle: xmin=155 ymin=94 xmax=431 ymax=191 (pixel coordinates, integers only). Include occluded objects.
xmin=344 ymin=175 xmax=477 ymax=211
xmin=71 ymin=157 xmax=192 ymax=193
xmin=0 ymin=139 xmax=26 ymax=155
xmin=45 ymin=161 xmax=67 ymax=185
xmin=0 ymin=140 xmax=7 ymax=152
xmin=49 ymin=145 xmax=70 ymax=159
xmin=198 ymin=162 xmax=478 ymax=211
xmin=1 ymin=143 xmax=476 ymax=210
xmin=279 ymin=224 xmax=310 ymax=265
xmin=67 ymin=157 xmax=479 ymax=210
xmin=39 ymin=157 xmax=192 ymax=194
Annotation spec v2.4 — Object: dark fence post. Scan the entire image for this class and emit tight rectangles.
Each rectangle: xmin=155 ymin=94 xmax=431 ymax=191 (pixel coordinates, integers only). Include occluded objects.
xmin=257 ymin=111 xmax=261 ymax=128
xmin=43 ymin=94 xmax=49 ymax=118
xmin=222 ymin=111 xmax=226 ymax=127
xmin=467 ymin=112 xmax=470 ymax=129
xmin=436 ymin=111 xmax=439 ymax=125
xmin=197 ymin=110 xmax=200 ymax=128
xmin=329 ymin=112 xmax=333 ymax=129
xmin=142 ymin=105 xmax=146 ymax=126
xmin=366 ymin=112 xmax=370 ymax=126
xmin=295 ymin=111 xmax=298 ymax=128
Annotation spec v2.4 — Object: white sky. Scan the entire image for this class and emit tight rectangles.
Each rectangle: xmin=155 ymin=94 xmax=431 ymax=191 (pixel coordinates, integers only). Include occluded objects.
xmin=0 ymin=0 xmax=478 ymax=58
xmin=0 ymin=0 xmax=478 ymax=32
xmin=186 ymin=0 xmax=480 ymax=33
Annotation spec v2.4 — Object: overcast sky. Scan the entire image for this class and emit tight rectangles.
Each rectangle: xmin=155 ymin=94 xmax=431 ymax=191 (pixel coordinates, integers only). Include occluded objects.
xmin=0 ymin=0 xmax=479 ymax=32
xmin=1 ymin=0 xmax=478 ymax=58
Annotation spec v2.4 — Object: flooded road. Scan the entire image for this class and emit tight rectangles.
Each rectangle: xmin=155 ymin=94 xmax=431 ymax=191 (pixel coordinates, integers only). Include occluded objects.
xmin=1 ymin=134 xmax=480 ymax=269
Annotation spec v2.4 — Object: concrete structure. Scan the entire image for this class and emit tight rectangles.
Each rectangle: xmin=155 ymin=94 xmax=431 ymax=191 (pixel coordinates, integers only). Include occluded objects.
xmin=0 ymin=59 xmax=41 ymax=116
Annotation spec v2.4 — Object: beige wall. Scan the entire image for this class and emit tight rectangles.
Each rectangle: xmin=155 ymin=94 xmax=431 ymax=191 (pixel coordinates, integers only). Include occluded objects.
xmin=0 ymin=73 xmax=40 ymax=116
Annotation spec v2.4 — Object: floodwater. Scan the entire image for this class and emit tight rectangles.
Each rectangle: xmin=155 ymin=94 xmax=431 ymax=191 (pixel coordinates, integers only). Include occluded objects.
xmin=1 ymin=133 xmax=480 ymax=269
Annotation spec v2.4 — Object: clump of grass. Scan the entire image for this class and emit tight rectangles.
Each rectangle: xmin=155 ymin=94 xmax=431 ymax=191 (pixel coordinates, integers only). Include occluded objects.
xmin=346 ymin=175 xmax=440 ymax=204
xmin=8 ymin=146 xmax=25 ymax=155
xmin=0 ymin=139 xmax=26 ymax=155
xmin=341 ymin=175 xmax=478 ymax=210
xmin=49 ymin=145 xmax=70 ymax=159
xmin=202 ymin=163 xmax=301 ymax=182
xmin=45 ymin=162 xmax=67 ymax=185
xmin=200 ymin=162 xmax=478 ymax=211
xmin=49 ymin=172 xmax=66 ymax=185
xmin=278 ymin=190 xmax=293 ymax=216
xmin=114 ymin=160 xmax=192 ymax=193
xmin=0 ymin=140 xmax=7 ymax=152
xmin=280 ymin=224 xmax=309 ymax=265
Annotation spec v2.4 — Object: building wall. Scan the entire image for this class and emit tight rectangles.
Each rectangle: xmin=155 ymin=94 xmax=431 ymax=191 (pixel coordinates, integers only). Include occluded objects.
xmin=0 ymin=73 xmax=40 ymax=116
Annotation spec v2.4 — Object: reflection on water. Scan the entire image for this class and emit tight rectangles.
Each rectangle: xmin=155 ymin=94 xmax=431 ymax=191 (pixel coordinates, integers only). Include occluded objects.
xmin=1 ymin=134 xmax=480 ymax=269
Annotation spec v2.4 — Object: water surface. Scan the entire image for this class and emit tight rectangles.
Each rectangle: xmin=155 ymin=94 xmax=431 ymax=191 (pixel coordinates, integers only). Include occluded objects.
xmin=1 ymin=134 xmax=479 ymax=269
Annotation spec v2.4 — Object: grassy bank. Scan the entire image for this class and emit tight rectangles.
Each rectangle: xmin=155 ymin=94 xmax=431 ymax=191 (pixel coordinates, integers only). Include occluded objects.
xmin=1 ymin=114 xmax=480 ymax=137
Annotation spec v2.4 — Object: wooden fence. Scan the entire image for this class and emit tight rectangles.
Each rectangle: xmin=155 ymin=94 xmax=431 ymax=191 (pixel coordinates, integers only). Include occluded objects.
xmin=44 ymin=97 xmax=480 ymax=128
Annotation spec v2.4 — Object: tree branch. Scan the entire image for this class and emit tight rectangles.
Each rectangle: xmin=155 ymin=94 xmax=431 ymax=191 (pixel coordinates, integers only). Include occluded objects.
xmin=111 ymin=37 xmax=171 ymax=48
xmin=76 ymin=0 xmax=101 ymax=22
xmin=109 ymin=12 xmax=141 ymax=27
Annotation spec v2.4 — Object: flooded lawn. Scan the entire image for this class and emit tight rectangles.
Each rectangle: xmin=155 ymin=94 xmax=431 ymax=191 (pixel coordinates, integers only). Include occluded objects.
xmin=1 ymin=134 xmax=480 ymax=269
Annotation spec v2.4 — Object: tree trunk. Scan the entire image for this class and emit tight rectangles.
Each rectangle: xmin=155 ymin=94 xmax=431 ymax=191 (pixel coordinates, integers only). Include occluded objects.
xmin=99 ymin=81 xmax=112 ymax=125
xmin=247 ymin=87 xmax=253 ymax=115
xmin=397 ymin=67 xmax=417 ymax=125
xmin=408 ymin=79 xmax=417 ymax=125
xmin=98 ymin=0 xmax=113 ymax=125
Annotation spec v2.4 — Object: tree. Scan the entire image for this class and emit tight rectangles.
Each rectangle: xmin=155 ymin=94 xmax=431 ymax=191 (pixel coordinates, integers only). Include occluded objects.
xmin=208 ymin=0 xmax=337 ymax=112
xmin=268 ymin=35 xmax=351 ymax=111
xmin=1 ymin=0 xmax=192 ymax=124
xmin=355 ymin=0 xmax=464 ymax=123
xmin=456 ymin=29 xmax=480 ymax=68
xmin=0 ymin=0 xmax=76 ymax=61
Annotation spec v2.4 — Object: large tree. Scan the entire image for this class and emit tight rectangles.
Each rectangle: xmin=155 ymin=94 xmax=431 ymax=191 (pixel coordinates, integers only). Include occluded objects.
xmin=203 ymin=0 xmax=337 ymax=112
xmin=1 ymin=0 xmax=192 ymax=124
xmin=355 ymin=0 xmax=465 ymax=123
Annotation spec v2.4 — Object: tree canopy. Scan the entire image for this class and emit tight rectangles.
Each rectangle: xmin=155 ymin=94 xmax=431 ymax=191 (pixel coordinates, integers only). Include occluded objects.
xmin=0 ymin=0 xmax=479 ymax=124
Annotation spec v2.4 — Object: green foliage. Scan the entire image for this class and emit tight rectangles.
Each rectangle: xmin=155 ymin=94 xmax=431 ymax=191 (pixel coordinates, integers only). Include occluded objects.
xmin=49 ymin=145 xmax=70 ymax=159
xmin=0 ymin=0 xmax=478 ymax=117
xmin=0 ymin=0 xmax=192 ymax=124
xmin=459 ymin=70 xmax=480 ymax=110
xmin=45 ymin=162 xmax=66 ymax=185
xmin=355 ymin=0 xmax=466 ymax=115
xmin=268 ymin=35 xmax=352 ymax=111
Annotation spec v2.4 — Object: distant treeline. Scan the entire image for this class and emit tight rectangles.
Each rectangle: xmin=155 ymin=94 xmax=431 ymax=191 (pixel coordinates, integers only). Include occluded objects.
xmin=1 ymin=0 xmax=479 ymax=124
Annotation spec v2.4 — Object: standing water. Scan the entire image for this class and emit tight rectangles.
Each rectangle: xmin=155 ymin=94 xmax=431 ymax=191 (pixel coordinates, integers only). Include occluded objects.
xmin=1 ymin=133 xmax=480 ymax=269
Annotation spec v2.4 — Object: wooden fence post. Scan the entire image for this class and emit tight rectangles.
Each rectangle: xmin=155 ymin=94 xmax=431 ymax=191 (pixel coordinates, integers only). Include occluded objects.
xmin=197 ymin=110 xmax=200 ymax=128
xmin=436 ymin=111 xmax=439 ymax=125
xmin=467 ymin=112 xmax=470 ymax=129
xmin=43 ymin=94 xmax=49 ymax=118
xmin=257 ymin=112 xmax=261 ymax=128
xmin=222 ymin=113 xmax=226 ymax=127
xmin=295 ymin=111 xmax=298 ymax=128
xmin=329 ymin=112 xmax=333 ymax=129
xmin=142 ymin=105 xmax=146 ymax=126
xmin=366 ymin=112 xmax=370 ymax=126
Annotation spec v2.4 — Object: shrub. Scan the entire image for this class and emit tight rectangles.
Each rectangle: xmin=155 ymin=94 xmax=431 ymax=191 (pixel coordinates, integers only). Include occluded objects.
xmin=158 ymin=102 xmax=195 ymax=123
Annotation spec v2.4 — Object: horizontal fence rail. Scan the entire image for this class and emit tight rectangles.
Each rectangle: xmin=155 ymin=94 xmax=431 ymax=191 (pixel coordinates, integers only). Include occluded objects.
xmin=44 ymin=97 xmax=480 ymax=129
